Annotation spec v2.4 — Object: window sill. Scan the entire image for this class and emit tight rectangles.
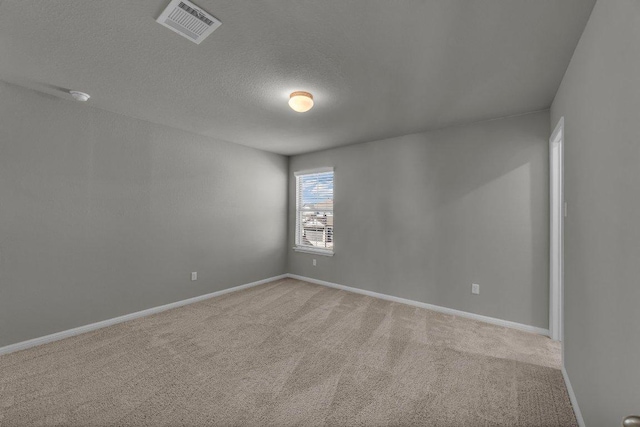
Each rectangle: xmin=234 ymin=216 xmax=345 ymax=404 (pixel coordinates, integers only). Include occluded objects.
xmin=292 ymin=247 xmax=334 ymax=257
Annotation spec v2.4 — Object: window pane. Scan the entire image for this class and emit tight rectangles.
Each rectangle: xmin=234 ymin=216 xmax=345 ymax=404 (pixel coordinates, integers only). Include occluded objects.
xmin=299 ymin=210 xmax=333 ymax=249
xmin=296 ymin=171 xmax=333 ymax=250
xmin=299 ymin=172 xmax=333 ymax=209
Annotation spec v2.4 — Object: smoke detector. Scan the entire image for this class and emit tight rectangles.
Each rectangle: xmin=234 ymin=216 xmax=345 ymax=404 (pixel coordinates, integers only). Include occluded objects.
xmin=70 ymin=91 xmax=90 ymax=102
xmin=156 ymin=0 xmax=221 ymax=44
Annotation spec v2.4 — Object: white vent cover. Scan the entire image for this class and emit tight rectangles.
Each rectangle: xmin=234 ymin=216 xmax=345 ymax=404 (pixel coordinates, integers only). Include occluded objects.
xmin=156 ymin=0 xmax=221 ymax=44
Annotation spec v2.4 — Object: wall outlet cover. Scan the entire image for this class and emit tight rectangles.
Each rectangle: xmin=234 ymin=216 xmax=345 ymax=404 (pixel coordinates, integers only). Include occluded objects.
xmin=191 ymin=272 xmax=197 ymax=281
xmin=472 ymin=283 xmax=480 ymax=294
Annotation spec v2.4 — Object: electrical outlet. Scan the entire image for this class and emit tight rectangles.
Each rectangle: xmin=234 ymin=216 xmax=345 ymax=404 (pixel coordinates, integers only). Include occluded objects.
xmin=191 ymin=272 xmax=197 ymax=281
xmin=472 ymin=283 xmax=480 ymax=295
xmin=313 ymin=259 xmax=317 ymax=266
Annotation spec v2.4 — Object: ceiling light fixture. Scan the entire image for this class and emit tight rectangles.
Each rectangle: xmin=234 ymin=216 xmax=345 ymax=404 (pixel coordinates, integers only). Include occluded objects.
xmin=70 ymin=91 xmax=90 ymax=102
xmin=288 ymin=91 xmax=314 ymax=113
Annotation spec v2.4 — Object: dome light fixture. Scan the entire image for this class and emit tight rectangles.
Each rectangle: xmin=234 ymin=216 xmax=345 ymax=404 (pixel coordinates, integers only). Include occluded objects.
xmin=288 ymin=91 xmax=314 ymax=113
xmin=70 ymin=91 xmax=90 ymax=102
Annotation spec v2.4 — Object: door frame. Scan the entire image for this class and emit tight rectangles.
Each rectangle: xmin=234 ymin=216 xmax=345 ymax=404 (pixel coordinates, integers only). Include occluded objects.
xmin=549 ymin=117 xmax=565 ymax=342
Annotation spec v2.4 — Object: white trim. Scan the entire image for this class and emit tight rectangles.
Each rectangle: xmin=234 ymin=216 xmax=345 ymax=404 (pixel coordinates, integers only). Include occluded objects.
xmin=550 ymin=116 xmax=565 ymax=342
xmin=550 ymin=116 xmax=565 ymax=148
xmin=0 ymin=274 xmax=288 ymax=356
xmin=293 ymin=167 xmax=334 ymax=176
xmin=292 ymin=246 xmax=334 ymax=256
xmin=287 ymin=274 xmax=550 ymax=336
xmin=0 ymin=272 xmax=551 ymax=355
xmin=562 ymin=365 xmax=586 ymax=427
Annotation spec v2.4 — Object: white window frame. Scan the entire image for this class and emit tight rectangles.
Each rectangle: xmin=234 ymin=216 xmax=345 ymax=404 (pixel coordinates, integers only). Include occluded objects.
xmin=293 ymin=167 xmax=334 ymax=256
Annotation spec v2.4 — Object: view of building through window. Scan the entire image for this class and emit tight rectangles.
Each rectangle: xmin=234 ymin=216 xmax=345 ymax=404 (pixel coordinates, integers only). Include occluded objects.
xmin=296 ymin=170 xmax=334 ymax=251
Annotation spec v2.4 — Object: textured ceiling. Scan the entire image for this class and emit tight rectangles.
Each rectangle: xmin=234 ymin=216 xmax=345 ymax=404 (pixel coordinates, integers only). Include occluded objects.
xmin=0 ymin=0 xmax=595 ymax=155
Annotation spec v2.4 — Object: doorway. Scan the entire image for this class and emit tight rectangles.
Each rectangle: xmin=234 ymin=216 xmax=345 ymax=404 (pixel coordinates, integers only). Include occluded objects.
xmin=549 ymin=117 xmax=564 ymax=342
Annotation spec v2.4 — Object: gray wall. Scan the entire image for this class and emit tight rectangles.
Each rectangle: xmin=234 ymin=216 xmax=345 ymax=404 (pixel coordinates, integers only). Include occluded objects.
xmin=551 ymin=1 xmax=640 ymax=425
xmin=0 ymin=81 xmax=288 ymax=347
xmin=289 ymin=111 xmax=550 ymax=329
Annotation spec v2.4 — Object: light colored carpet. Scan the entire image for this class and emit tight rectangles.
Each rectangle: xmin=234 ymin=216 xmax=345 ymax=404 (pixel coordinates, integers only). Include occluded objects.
xmin=0 ymin=278 xmax=576 ymax=426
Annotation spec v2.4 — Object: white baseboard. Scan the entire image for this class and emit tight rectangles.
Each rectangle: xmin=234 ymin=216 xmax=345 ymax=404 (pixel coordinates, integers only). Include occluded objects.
xmin=0 ymin=274 xmax=288 ymax=356
xmin=562 ymin=365 xmax=586 ymax=427
xmin=287 ymin=274 xmax=550 ymax=337
xmin=1 ymin=272 xmax=581 ymax=424
xmin=0 ymin=273 xmax=550 ymax=357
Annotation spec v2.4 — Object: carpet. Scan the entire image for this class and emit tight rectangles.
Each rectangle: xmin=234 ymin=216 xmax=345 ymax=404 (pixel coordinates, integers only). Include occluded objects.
xmin=0 ymin=278 xmax=577 ymax=426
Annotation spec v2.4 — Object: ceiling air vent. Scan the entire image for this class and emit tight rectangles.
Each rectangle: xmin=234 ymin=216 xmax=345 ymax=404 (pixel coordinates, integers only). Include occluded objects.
xmin=156 ymin=0 xmax=221 ymax=44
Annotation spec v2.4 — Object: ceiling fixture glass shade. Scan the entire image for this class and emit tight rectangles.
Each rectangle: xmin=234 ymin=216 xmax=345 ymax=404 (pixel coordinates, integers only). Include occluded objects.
xmin=288 ymin=91 xmax=314 ymax=112
xmin=70 ymin=91 xmax=90 ymax=102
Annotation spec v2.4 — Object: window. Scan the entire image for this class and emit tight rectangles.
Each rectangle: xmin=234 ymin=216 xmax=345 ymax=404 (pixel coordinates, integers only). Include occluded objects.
xmin=294 ymin=168 xmax=334 ymax=255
